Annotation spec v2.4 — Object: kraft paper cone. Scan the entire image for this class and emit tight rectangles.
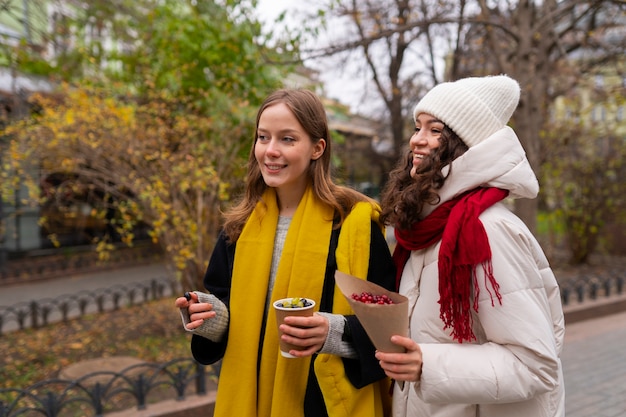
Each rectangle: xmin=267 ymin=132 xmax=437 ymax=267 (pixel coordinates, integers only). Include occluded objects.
xmin=335 ymin=270 xmax=409 ymax=353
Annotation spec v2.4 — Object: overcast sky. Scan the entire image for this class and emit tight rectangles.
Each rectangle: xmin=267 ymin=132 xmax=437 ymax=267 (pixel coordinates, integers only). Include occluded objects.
xmin=255 ymin=0 xmax=370 ymax=113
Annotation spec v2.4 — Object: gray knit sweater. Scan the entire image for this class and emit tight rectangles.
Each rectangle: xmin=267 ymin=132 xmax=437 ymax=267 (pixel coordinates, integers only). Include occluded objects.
xmin=180 ymin=216 xmax=356 ymax=358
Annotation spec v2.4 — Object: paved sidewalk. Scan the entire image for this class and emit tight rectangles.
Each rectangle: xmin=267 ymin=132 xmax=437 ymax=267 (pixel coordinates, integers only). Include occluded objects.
xmin=562 ymin=310 xmax=626 ymax=417
xmin=0 ymin=263 xmax=171 ymax=306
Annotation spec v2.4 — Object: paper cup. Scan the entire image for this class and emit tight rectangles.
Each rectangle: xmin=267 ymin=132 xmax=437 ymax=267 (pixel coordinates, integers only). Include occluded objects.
xmin=273 ymin=298 xmax=316 ymax=358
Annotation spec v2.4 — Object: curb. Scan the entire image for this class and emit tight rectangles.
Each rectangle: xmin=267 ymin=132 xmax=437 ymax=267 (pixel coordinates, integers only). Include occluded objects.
xmin=104 ymin=392 xmax=216 ymax=417
xmin=563 ymin=293 xmax=626 ymax=324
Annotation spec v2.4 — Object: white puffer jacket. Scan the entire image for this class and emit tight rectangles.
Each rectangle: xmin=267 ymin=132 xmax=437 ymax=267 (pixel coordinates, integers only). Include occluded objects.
xmin=392 ymin=127 xmax=565 ymax=417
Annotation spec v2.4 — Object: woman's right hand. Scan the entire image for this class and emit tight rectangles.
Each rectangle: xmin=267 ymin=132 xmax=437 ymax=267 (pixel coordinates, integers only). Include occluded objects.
xmin=174 ymin=292 xmax=217 ymax=330
xmin=375 ymin=335 xmax=423 ymax=382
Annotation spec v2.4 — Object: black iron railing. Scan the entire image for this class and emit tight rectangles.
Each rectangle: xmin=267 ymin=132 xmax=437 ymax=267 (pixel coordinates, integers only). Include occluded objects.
xmin=558 ymin=267 xmax=625 ymax=305
xmin=0 ymin=358 xmax=218 ymax=417
xmin=0 ymin=277 xmax=180 ymax=335
xmin=1 ymin=266 xmax=624 ymax=336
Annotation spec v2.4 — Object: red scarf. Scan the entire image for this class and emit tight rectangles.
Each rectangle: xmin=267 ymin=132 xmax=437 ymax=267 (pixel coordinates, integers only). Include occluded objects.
xmin=393 ymin=187 xmax=508 ymax=342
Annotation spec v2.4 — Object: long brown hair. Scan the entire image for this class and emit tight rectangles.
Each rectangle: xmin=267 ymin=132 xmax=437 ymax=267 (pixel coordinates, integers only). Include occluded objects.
xmin=380 ymin=125 xmax=468 ymax=230
xmin=222 ymin=89 xmax=376 ymax=243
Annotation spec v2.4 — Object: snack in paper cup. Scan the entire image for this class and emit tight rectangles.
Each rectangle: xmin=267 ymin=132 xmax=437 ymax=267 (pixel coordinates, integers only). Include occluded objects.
xmin=273 ymin=297 xmax=316 ymax=358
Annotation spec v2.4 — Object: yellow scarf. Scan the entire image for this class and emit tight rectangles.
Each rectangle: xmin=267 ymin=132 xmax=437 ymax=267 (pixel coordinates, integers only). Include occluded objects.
xmin=214 ymin=186 xmax=390 ymax=417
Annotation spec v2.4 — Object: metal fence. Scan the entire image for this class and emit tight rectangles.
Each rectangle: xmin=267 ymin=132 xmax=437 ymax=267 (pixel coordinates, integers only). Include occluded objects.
xmin=558 ymin=266 xmax=625 ymax=305
xmin=0 ymin=358 xmax=218 ymax=417
xmin=1 ymin=266 xmax=624 ymax=336
xmin=0 ymin=277 xmax=180 ymax=336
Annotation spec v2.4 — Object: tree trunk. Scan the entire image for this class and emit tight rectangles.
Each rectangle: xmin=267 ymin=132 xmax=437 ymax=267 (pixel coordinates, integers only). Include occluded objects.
xmin=510 ymin=71 xmax=547 ymax=234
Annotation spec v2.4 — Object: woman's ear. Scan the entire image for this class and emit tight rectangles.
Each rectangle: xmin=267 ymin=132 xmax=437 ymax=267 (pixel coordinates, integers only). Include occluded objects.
xmin=311 ymin=138 xmax=326 ymax=160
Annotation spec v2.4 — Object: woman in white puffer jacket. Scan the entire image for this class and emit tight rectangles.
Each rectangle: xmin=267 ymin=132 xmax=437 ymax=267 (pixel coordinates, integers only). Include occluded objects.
xmin=377 ymin=75 xmax=565 ymax=417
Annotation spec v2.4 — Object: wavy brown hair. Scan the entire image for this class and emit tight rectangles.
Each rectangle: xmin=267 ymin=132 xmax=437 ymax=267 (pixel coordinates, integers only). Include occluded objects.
xmin=222 ymin=89 xmax=377 ymax=243
xmin=380 ymin=125 xmax=468 ymax=230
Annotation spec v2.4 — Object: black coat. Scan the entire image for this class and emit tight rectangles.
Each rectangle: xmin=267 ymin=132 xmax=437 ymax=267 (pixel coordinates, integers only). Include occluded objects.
xmin=191 ymin=220 xmax=396 ymax=416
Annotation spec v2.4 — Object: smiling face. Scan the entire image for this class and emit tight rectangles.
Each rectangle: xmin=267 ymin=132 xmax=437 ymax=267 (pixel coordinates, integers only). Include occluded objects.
xmin=409 ymin=113 xmax=443 ymax=178
xmin=254 ymin=102 xmax=325 ymax=213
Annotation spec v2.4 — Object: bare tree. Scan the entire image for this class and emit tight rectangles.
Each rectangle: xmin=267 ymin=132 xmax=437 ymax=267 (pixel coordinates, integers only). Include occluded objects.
xmin=455 ymin=0 xmax=626 ymax=230
xmin=299 ymin=0 xmax=625 ymax=231
xmin=298 ymin=0 xmax=463 ymax=185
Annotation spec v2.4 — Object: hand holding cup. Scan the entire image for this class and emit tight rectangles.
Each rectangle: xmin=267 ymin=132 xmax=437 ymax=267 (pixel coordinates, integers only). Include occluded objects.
xmin=273 ymin=297 xmax=317 ymax=358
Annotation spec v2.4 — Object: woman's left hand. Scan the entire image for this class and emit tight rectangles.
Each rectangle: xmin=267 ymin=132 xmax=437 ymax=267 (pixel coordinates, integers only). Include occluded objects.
xmin=279 ymin=313 xmax=329 ymax=357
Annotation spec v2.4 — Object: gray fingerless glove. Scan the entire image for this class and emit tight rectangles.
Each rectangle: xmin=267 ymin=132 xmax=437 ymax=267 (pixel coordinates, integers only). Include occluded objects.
xmin=316 ymin=312 xmax=357 ymax=359
xmin=179 ymin=291 xmax=229 ymax=342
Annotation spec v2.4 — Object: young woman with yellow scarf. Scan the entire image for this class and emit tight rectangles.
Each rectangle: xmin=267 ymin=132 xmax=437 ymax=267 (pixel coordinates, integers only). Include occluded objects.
xmin=175 ymin=89 xmax=395 ymax=417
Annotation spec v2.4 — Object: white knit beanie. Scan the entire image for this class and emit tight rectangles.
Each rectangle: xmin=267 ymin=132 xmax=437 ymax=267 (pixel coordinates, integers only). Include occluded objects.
xmin=413 ymin=75 xmax=520 ymax=148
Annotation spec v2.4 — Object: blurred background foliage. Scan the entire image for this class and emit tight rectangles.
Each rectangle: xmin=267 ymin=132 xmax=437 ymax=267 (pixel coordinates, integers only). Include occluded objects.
xmin=2 ymin=0 xmax=293 ymax=289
